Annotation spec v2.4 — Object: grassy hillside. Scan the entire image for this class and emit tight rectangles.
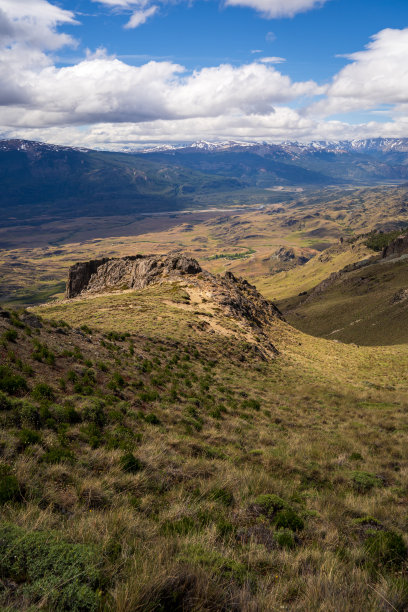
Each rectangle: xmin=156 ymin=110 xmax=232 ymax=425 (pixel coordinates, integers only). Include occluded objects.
xmin=0 ymin=277 xmax=408 ymax=610
xmin=273 ymin=254 xmax=408 ymax=346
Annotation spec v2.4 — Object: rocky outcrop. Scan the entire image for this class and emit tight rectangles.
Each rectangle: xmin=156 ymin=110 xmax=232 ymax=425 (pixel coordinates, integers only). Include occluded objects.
xmin=207 ymin=271 xmax=283 ymax=327
xmin=382 ymin=234 xmax=408 ymax=259
xmin=65 ymin=253 xmax=283 ymax=335
xmin=269 ymin=246 xmax=315 ymax=274
xmin=66 ymin=254 xmax=202 ymax=298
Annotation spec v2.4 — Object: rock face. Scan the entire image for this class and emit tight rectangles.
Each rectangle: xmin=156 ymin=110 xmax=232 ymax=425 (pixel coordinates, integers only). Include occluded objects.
xmin=207 ymin=271 xmax=282 ymax=327
xmin=382 ymin=234 xmax=408 ymax=259
xmin=66 ymin=254 xmax=202 ymax=298
xmin=269 ymin=246 xmax=314 ymax=274
xmin=65 ymin=252 xmax=283 ymax=333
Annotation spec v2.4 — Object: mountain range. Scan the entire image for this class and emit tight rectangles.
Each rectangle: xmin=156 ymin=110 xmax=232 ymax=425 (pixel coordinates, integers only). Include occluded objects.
xmin=1 ymin=138 xmax=408 ymax=224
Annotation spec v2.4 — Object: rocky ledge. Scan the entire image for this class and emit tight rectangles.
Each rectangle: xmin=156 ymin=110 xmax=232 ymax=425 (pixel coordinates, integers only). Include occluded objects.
xmin=66 ymin=254 xmax=202 ymax=298
xmin=65 ymin=253 xmax=283 ymax=332
xmin=382 ymin=234 xmax=408 ymax=259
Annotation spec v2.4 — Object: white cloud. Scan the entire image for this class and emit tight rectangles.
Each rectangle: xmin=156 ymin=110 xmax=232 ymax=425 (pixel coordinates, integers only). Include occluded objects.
xmin=125 ymin=5 xmax=158 ymax=28
xmin=0 ymin=0 xmax=77 ymax=50
xmin=1 ymin=4 xmax=408 ymax=149
xmin=260 ymin=56 xmax=285 ymax=63
xmin=311 ymin=28 xmax=408 ymax=117
xmin=224 ymin=0 xmax=327 ymax=19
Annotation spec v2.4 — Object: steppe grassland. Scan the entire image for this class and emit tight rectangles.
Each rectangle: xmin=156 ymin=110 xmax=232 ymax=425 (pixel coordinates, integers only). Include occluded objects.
xmin=2 ymin=186 xmax=408 ymax=306
xmin=19 ymin=286 xmax=408 ymax=609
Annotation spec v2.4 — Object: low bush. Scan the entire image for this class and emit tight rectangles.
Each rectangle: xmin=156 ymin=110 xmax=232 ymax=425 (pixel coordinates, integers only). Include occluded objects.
xmin=0 ymin=366 xmax=28 ymax=395
xmin=273 ymin=508 xmax=304 ymax=532
xmin=41 ymin=446 xmax=75 ymax=465
xmin=274 ymin=528 xmax=296 ymax=549
xmin=0 ymin=464 xmax=20 ymax=504
xmin=351 ymin=470 xmax=383 ymax=493
xmin=0 ymin=523 xmax=103 ymax=611
xmin=364 ymin=531 xmax=407 ymax=569
xmin=120 ymin=452 xmax=143 ymax=473
xmin=31 ymin=382 xmax=55 ymax=402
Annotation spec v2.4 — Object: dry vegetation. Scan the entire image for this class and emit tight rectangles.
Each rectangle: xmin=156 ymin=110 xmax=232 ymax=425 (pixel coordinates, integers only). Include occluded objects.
xmin=0 ymin=277 xmax=408 ymax=610
xmin=2 ymin=185 xmax=408 ymax=307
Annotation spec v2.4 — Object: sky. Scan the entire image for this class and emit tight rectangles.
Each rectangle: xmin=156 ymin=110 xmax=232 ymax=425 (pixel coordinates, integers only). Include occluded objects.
xmin=0 ymin=0 xmax=407 ymax=149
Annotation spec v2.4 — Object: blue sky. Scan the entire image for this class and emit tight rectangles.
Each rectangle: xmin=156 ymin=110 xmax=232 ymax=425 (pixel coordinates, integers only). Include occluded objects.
xmin=0 ymin=0 xmax=407 ymax=148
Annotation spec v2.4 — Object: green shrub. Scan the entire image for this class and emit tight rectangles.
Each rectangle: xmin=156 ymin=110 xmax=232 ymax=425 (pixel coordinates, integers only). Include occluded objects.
xmin=365 ymin=229 xmax=407 ymax=252
xmin=242 ymin=398 xmax=261 ymax=411
xmin=0 ymin=366 xmax=28 ymax=395
xmin=41 ymin=446 xmax=74 ymax=465
xmin=349 ymin=452 xmax=363 ymax=461
xmin=364 ymin=531 xmax=407 ymax=569
xmin=17 ymin=429 xmax=42 ymax=448
xmin=2 ymin=329 xmax=18 ymax=343
xmin=120 ymin=452 xmax=143 ymax=473
xmin=145 ymin=412 xmax=161 ymax=425
xmin=31 ymin=341 xmax=55 ymax=365
xmin=140 ymin=389 xmax=159 ymax=402
xmin=274 ymin=528 xmax=296 ymax=549
xmin=273 ymin=508 xmax=304 ymax=532
xmin=31 ymin=382 xmax=55 ymax=402
xmin=108 ymin=372 xmax=125 ymax=391
xmin=82 ymin=400 xmax=106 ymax=427
xmin=253 ymin=494 xmax=287 ymax=517
xmin=0 ymin=391 xmax=15 ymax=411
xmin=351 ymin=471 xmax=383 ymax=493
xmin=0 ymin=465 xmax=20 ymax=504
xmin=0 ymin=523 xmax=103 ymax=611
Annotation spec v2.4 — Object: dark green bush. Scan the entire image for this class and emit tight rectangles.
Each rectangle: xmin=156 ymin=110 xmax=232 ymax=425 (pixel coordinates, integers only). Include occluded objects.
xmin=273 ymin=508 xmax=304 ymax=532
xmin=364 ymin=531 xmax=407 ymax=569
xmin=161 ymin=516 xmax=197 ymax=535
xmin=0 ymin=391 xmax=14 ymax=411
xmin=41 ymin=446 xmax=74 ymax=465
xmin=0 ymin=366 xmax=28 ymax=395
xmin=120 ymin=452 xmax=143 ymax=473
xmin=108 ymin=372 xmax=125 ymax=391
xmin=0 ymin=465 xmax=20 ymax=504
xmin=242 ymin=398 xmax=261 ymax=411
xmin=82 ymin=400 xmax=106 ymax=427
xmin=365 ymin=229 xmax=407 ymax=252
xmin=31 ymin=382 xmax=55 ymax=402
xmin=17 ymin=429 xmax=42 ymax=448
xmin=31 ymin=341 xmax=55 ymax=366
xmin=0 ymin=523 xmax=103 ymax=611
xmin=145 ymin=412 xmax=161 ymax=425
xmin=2 ymin=329 xmax=18 ymax=343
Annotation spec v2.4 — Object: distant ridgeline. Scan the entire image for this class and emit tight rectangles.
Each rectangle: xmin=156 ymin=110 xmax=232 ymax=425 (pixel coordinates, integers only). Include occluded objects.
xmin=2 ymin=138 xmax=408 ymax=222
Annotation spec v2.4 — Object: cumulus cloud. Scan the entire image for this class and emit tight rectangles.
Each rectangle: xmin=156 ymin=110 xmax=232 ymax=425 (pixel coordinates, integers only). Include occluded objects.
xmin=224 ymin=0 xmax=327 ymax=19
xmin=311 ymin=28 xmax=408 ymax=116
xmin=1 ymin=2 xmax=408 ymax=149
xmin=0 ymin=54 xmax=321 ymax=127
xmin=125 ymin=5 xmax=158 ymax=28
xmin=0 ymin=0 xmax=77 ymax=50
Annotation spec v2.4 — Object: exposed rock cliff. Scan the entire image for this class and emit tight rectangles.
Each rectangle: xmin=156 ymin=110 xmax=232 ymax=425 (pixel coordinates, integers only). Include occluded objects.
xmin=65 ymin=253 xmax=283 ymax=337
xmin=66 ymin=254 xmax=202 ymax=298
xmin=382 ymin=234 xmax=408 ymax=259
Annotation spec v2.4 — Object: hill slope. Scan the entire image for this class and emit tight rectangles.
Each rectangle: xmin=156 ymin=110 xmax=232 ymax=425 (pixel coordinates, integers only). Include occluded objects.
xmin=1 ymin=254 xmax=408 ymax=610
